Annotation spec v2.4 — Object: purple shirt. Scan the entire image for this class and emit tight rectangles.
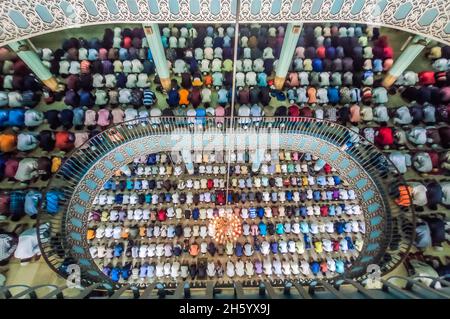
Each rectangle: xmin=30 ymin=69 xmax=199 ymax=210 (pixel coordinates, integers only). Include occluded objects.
xmin=102 ymin=60 xmax=114 ymax=74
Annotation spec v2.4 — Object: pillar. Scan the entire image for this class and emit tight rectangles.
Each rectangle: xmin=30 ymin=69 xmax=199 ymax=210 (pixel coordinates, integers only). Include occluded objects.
xmin=181 ymin=149 xmax=194 ymax=175
xmin=8 ymin=40 xmax=58 ymax=91
xmin=274 ymin=23 xmax=303 ymax=90
xmin=382 ymin=35 xmax=431 ymax=88
xmin=142 ymin=23 xmax=171 ymax=91
xmin=251 ymin=148 xmax=266 ymax=173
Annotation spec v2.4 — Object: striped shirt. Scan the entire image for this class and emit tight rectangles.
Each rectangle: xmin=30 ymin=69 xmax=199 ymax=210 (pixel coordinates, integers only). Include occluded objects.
xmin=143 ymin=89 xmax=156 ymax=106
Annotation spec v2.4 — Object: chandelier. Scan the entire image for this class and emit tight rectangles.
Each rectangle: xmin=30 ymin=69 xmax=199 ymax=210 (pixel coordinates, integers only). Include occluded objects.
xmin=211 ymin=214 xmax=242 ymax=244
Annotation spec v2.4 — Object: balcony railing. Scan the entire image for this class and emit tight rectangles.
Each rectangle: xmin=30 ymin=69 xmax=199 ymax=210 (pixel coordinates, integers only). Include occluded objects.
xmin=1 ymin=275 xmax=449 ymax=299
xmin=37 ymin=116 xmax=415 ymax=289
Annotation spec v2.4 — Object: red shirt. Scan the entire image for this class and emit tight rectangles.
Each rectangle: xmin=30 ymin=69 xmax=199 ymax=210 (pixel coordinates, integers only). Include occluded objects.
xmin=157 ymin=209 xmax=167 ymax=222
xmin=123 ymin=36 xmax=132 ymax=49
xmin=300 ymin=106 xmax=314 ymax=118
xmin=216 ymin=191 xmax=225 ymax=205
xmin=383 ymin=46 xmax=394 ymax=59
xmin=288 ymin=104 xmax=300 ymax=119
xmin=332 ymin=240 xmax=340 ymax=251
xmin=419 ymin=71 xmax=436 ymax=86
xmin=316 ymin=46 xmax=326 ymax=59
xmin=55 ymin=131 xmax=75 ymax=151
xmin=375 ymin=127 xmax=394 ymax=146
xmin=324 ymin=163 xmax=332 ymax=174
xmin=320 ymin=205 xmax=328 ymax=217
xmin=207 ymin=179 xmax=214 ymax=190
xmin=428 ymin=152 xmax=440 ymax=168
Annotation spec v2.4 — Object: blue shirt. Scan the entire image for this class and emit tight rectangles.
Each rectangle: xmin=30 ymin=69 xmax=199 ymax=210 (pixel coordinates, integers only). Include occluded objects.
xmin=333 ymin=176 xmax=342 ymax=185
xmin=235 ymin=243 xmax=243 ymax=257
xmin=167 ymin=89 xmax=179 ymax=107
xmin=311 ymin=262 xmax=320 ymax=275
xmin=316 ymin=176 xmax=327 ymax=186
xmin=257 ymin=73 xmax=268 ymax=87
xmin=114 ymin=244 xmax=123 ymax=257
xmin=259 ymin=222 xmax=267 ymax=236
xmin=276 ymin=223 xmax=284 ymax=235
xmin=270 ymin=241 xmax=278 ymax=254
xmin=335 ymin=260 xmax=345 ymax=273
xmin=111 ymin=268 xmax=120 ymax=282
xmin=257 ymin=207 xmax=264 ymax=218
xmin=79 ymin=91 xmax=93 ymax=107
xmin=119 ymin=48 xmax=129 ymax=61
xmin=126 ymin=179 xmax=133 ymax=190
xmin=0 ymin=110 xmax=9 ymax=127
xmin=327 ymin=87 xmax=340 ymax=104
xmin=304 ymin=234 xmax=312 ymax=249
xmin=300 ymin=222 xmax=309 ymax=233
xmin=121 ymin=266 xmax=130 ymax=280
xmin=196 ymin=108 xmax=206 ymax=124
xmin=134 ymin=180 xmax=142 ymax=190
xmin=313 ymin=190 xmax=321 ymax=201
xmin=46 ymin=190 xmax=62 ymax=214
xmin=8 ymin=108 xmax=25 ymax=127
xmin=286 ymin=191 xmax=293 ymax=201
xmin=300 ymin=206 xmax=307 ymax=217
xmin=217 ymin=89 xmax=228 ymax=105
xmin=312 ymin=58 xmax=323 ymax=72
xmin=223 ymin=36 xmax=232 ymax=48
xmin=160 ymin=35 xmax=168 ymax=49
xmin=88 ymin=49 xmax=98 ymax=61
xmin=147 ymin=153 xmax=157 ymax=165
xmin=206 ymin=26 xmax=214 ymax=37
xmin=373 ymin=59 xmax=383 ymax=72
xmin=103 ymin=180 xmax=115 ymax=190
xmin=328 ymin=205 xmax=336 ymax=216
xmin=326 ymin=47 xmax=336 ymax=59
xmin=115 ymin=194 xmax=123 ymax=204
xmin=24 ymin=191 xmax=42 ymax=216
xmin=335 ymin=222 xmax=345 ymax=234
xmin=72 ymin=107 xmax=85 ymax=126
xmin=345 ymin=236 xmax=354 ymax=250
xmin=192 ymin=208 xmax=200 ymax=220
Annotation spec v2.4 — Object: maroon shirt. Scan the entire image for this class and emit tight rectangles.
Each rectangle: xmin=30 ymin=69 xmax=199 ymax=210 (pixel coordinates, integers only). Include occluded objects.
xmin=0 ymin=193 xmax=10 ymax=215
xmin=66 ymin=75 xmax=79 ymax=90
xmin=190 ymin=88 xmax=202 ymax=107
xmin=4 ymin=159 xmax=19 ymax=179
xmin=238 ymin=89 xmax=250 ymax=104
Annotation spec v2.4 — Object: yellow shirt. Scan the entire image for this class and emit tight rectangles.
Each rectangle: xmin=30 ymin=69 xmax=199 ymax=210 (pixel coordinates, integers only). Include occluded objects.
xmin=275 ymin=164 xmax=281 ymax=173
xmin=51 ymin=157 xmax=62 ymax=173
xmin=302 ymin=176 xmax=309 ymax=186
xmin=314 ymin=241 xmax=323 ymax=253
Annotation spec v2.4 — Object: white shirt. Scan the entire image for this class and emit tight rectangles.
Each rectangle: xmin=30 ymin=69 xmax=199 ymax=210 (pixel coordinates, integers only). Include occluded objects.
xmin=246 ymin=72 xmax=257 ymax=86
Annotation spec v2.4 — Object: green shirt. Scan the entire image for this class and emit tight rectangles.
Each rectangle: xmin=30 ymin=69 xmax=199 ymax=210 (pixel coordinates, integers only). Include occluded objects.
xmin=222 ymin=59 xmax=233 ymax=72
